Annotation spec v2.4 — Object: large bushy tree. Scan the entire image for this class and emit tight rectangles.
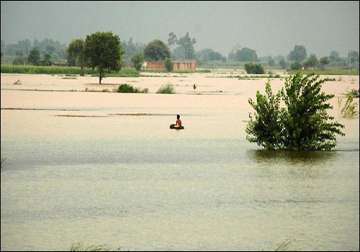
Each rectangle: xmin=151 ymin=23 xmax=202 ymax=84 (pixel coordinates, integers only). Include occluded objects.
xmin=131 ymin=53 xmax=144 ymax=71
xmin=196 ymin=48 xmax=226 ymax=63
xmin=144 ymin=40 xmax=170 ymax=61
xmin=84 ymin=32 xmax=124 ymax=84
xmin=246 ymin=73 xmax=344 ymax=151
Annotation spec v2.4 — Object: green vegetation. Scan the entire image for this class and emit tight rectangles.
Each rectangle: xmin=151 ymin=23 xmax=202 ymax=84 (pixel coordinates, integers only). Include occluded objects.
xmin=156 ymin=84 xmax=175 ymax=94
xmin=246 ymin=72 xmax=345 ymax=151
xmin=164 ymin=57 xmax=173 ymax=72
xmin=1 ymin=64 xmax=139 ymax=77
xmin=84 ymin=32 xmax=124 ymax=84
xmin=338 ymin=89 xmax=359 ymax=118
xmin=117 ymin=83 xmax=148 ymax=93
xmin=288 ymin=68 xmax=359 ymax=75
xmin=144 ymin=40 xmax=170 ymax=61
xmin=244 ymin=63 xmax=265 ymax=74
xmin=131 ymin=53 xmax=144 ymax=71
xmin=28 ymin=48 xmax=41 ymax=65
xmin=67 ymin=39 xmax=86 ymax=75
xmin=229 ymin=47 xmax=258 ymax=62
xmin=288 ymin=45 xmax=307 ymax=63
xmin=290 ymin=62 xmax=302 ymax=70
xmin=168 ymin=32 xmax=197 ymax=59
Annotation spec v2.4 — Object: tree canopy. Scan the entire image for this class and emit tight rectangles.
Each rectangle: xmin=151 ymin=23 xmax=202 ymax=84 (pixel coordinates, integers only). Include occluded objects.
xmin=84 ymin=32 xmax=124 ymax=84
xmin=229 ymin=47 xmax=258 ymax=62
xmin=143 ymin=40 xmax=170 ymax=61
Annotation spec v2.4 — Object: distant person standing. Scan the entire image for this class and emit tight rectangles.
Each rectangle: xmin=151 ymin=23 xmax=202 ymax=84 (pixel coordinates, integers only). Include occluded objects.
xmin=193 ymin=83 xmax=197 ymax=91
xmin=175 ymin=114 xmax=182 ymax=128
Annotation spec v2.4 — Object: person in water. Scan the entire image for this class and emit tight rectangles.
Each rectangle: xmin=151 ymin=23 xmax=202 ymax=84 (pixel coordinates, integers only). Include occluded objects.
xmin=175 ymin=114 xmax=182 ymax=128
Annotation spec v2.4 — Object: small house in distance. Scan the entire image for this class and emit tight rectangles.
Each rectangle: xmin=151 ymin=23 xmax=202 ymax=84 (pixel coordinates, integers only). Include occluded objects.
xmin=143 ymin=60 xmax=197 ymax=72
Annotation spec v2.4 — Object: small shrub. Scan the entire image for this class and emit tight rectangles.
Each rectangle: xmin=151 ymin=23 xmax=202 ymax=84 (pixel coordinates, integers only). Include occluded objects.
xmin=117 ymin=84 xmax=148 ymax=93
xmin=156 ymin=84 xmax=175 ymax=94
xmin=339 ymin=91 xmax=358 ymax=118
xmin=244 ymin=63 xmax=265 ymax=74
xmin=70 ymin=242 xmax=109 ymax=251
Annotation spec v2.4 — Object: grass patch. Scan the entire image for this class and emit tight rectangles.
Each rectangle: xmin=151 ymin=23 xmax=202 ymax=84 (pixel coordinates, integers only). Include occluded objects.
xmin=196 ymin=69 xmax=211 ymax=73
xmin=288 ymin=68 xmax=359 ymax=75
xmin=1 ymin=64 xmax=139 ymax=77
xmin=156 ymin=84 xmax=175 ymax=94
xmin=70 ymin=242 xmax=111 ymax=251
xmin=117 ymin=84 xmax=148 ymax=93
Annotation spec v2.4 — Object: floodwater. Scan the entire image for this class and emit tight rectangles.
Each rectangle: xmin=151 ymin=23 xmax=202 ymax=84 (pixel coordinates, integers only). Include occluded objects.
xmin=1 ymin=73 xmax=359 ymax=251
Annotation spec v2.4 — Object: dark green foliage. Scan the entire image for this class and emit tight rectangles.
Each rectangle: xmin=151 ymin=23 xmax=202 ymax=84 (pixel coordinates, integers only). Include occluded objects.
xmin=246 ymin=82 xmax=283 ymax=150
xmin=164 ymin=58 xmax=173 ymax=72
xmin=246 ymin=73 xmax=345 ymax=151
xmin=84 ymin=32 xmax=124 ymax=84
xmin=244 ymin=63 xmax=265 ymax=74
xmin=290 ymin=62 xmax=302 ymax=70
xmin=41 ymin=53 xmax=52 ymax=66
xmin=347 ymin=50 xmax=359 ymax=67
xmin=144 ymin=40 xmax=170 ymax=61
xmin=28 ymin=48 xmax=40 ymax=65
xmin=117 ymin=84 xmax=148 ymax=93
xmin=288 ymin=45 xmax=307 ymax=62
xmin=131 ymin=53 xmax=144 ymax=71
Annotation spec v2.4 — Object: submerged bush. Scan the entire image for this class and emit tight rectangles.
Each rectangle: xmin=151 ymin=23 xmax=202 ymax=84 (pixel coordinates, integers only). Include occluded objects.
xmin=246 ymin=72 xmax=345 ymax=151
xmin=244 ymin=63 xmax=265 ymax=74
xmin=156 ymin=84 xmax=175 ymax=94
xmin=117 ymin=84 xmax=148 ymax=93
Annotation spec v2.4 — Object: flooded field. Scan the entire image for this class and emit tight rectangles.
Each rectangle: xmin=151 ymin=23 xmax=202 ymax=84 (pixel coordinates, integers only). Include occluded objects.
xmin=1 ymin=73 xmax=359 ymax=250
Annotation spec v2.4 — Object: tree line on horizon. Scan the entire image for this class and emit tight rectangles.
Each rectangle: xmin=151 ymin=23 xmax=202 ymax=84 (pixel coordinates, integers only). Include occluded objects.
xmin=1 ymin=32 xmax=359 ymax=71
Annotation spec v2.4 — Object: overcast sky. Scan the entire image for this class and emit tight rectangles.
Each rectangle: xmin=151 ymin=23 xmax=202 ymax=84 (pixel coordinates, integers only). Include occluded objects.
xmin=1 ymin=1 xmax=359 ymax=57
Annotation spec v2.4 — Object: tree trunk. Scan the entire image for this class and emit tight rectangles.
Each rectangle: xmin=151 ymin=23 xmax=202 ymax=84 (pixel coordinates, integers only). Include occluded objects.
xmin=99 ymin=71 xmax=102 ymax=84
xmin=80 ymin=65 xmax=84 ymax=76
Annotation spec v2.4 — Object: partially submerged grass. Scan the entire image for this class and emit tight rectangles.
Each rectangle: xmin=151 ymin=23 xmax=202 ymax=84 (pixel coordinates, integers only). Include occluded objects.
xmin=338 ymin=90 xmax=359 ymax=118
xmin=70 ymin=242 xmax=111 ymax=251
xmin=288 ymin=68 xmax=359 ymax=75
xmin=156 ymin=84 xmax=176 ymax=94
xmin=274 ymin=239 xmax=292 ymax=251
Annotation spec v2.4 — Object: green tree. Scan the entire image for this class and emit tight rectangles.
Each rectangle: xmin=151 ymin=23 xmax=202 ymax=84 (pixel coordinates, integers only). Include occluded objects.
xmin=303 ymin=54 xmax=319 ymax=69
xmin=67 ymin=39 xmax=86 ymax=75
xmin=144 ymin=40 xmax=170 ymax=61
xmin=246 ymin=73 xmax=344 ymax=151
xmin=164 ymin=58 xmax=173 ymax=72
xmin=28 ymin=48 xmax=40 ymax=65
xmin=84 ymin=32 xmax=124 ymax=84
xmin=288 ymin=45 xmax=307 ymax=63
xmin=290 ymin=62 xmax=302 ymax=70
xmin=131 ymin=53 xmax=144 ymax=71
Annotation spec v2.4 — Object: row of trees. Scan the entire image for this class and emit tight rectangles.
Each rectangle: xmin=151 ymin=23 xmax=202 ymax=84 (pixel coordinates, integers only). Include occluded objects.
xmin=2 ymin=36 xmax=358 ymax=70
